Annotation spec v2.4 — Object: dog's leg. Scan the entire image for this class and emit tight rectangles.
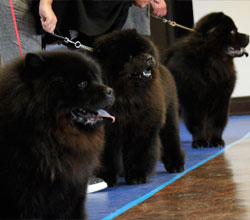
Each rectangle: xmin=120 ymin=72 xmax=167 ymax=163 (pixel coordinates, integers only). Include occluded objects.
xmin=207 ymin=96 xmax=231 ymax=147
xmin=181 ymin=103 xmax=209 ymax=148
xmin=98 ymin=129 xmax=123 ymax=187
xmin=70 ymin=198 xmax=86 ymax=220
xmin=160 ymin=102 xmax=185 ymax=173
xmin=123 ymin=130 xmax=160 ymax=185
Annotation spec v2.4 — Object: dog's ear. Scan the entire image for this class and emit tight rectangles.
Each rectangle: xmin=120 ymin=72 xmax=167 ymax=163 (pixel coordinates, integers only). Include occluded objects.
xmin=195 ymin=12 xmax=224 ymax=36
xmin=22 ymin=53 xmax=45 ymax=78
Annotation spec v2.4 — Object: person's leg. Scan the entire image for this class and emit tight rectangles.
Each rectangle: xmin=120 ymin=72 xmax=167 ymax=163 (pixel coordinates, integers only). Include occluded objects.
xmin=0 ymin=0 xmax=41 ymax=65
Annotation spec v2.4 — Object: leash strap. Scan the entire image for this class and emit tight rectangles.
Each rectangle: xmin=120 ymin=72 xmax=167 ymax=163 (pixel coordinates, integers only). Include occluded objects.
xmin=151 ymin=15 xmax=196 ymax=33
xmin=9 ymin=0 xmax=23 ymax=56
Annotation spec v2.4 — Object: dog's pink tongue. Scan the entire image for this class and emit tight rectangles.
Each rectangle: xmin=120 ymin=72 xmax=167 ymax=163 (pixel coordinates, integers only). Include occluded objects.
xmin=97 ymin=109 xmax=115 ymax=123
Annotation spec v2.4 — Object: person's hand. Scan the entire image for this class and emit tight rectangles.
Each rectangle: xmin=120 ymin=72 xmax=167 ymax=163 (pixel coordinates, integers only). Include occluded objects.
xmin=150 ymin=0 xmax=167 ymax=17
xmin=134 ymin=0 xmax=151 ymax=8
xmin=39 ymin=0 xmax=57 ymax=33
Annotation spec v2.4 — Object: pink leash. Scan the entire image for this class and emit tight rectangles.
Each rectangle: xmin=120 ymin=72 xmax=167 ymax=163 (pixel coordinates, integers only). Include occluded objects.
xmin=9 ymin=0 xmax=23 ymax=56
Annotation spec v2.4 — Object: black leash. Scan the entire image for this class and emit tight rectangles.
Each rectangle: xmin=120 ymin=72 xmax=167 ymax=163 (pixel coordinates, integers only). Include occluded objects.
xmin=151 ymin=15 xmax=196 ymax=33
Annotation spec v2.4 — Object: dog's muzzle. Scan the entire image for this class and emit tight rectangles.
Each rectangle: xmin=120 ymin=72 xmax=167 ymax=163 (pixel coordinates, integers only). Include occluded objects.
xmin=128 ymin=55 xmax=154 ymax=80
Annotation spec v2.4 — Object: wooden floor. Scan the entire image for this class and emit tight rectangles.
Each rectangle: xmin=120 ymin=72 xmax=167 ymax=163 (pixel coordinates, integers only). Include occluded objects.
xmin=115 ymin=137 xmax=250 ymax=220
xmin=87 ymin=116 xmax=250 ymax=220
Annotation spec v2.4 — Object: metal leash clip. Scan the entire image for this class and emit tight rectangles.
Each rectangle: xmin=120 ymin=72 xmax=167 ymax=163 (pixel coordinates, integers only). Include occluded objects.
xmin=51 ymin=33 xmax=94 ymax=52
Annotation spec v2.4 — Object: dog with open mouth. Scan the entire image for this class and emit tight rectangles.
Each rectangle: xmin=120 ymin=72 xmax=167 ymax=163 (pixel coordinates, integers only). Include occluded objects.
xmin=164 ymin=12 xmax=249 ymax=149
xmin=93 ymin=29 xmax=185 ymax=187
xmin=0 ymin=50 xmax=114 ymax=219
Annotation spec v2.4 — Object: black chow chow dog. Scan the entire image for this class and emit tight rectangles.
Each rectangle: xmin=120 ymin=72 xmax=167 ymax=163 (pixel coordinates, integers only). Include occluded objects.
xmin=0 ymin=51 xmax=114 ymax=219
xmin=164 ymin=12 xmax=249 ymax=148
xmin=93 ymin=29 xmax=185 ymax=186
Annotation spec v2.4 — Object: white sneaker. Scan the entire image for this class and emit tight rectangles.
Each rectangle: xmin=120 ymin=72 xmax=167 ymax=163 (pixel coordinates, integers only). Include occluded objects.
xmin=87 ymin=177 xmax=108 ymax=193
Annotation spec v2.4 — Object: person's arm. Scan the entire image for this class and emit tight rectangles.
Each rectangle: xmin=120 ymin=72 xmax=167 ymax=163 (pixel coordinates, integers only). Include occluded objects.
xmin=134 ymin=0 xmax=167 ymax=17
xmin=134 ymin=0 xmax=150 ymax=8
xmin=150 ymin=0 xmax=167 ymax=17
xmin=39 ymin=0 xmax=57 ymax=33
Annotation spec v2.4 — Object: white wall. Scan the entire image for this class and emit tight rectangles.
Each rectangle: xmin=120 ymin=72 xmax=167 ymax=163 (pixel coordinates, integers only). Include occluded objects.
xmin=192 ymin=0 xmax=250 ymax=97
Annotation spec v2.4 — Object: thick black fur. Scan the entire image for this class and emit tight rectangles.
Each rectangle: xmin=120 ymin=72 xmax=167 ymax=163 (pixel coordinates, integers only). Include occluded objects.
xmin=0 ymin=51 xmax=114 ymax=219
xmin=164 ymin=12 xmax=249 ymax=148
xmin=93 ymin=29 xmax=185 ymax=186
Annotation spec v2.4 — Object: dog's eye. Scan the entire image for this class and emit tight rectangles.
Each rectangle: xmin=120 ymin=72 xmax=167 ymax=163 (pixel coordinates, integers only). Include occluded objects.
xmin=231 ymin=30 xmax=236 ymax=35
xmin=78 ymin=81 xmax=88 ymax=89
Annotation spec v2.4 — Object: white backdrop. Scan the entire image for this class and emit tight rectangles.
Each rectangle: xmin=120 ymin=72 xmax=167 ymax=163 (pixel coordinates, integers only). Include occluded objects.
xmin=192 ymin=0 xmax=250 ymax=97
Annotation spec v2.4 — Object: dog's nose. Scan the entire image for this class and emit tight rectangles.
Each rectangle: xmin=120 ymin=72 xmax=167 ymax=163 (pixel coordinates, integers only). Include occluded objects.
xmin=146 ymin=56 xmax=153 ymax=66
xmin=105 ymin=87 xmax=113 ymax=97
xmin=146 ymin=56 xmax=153 ymax=62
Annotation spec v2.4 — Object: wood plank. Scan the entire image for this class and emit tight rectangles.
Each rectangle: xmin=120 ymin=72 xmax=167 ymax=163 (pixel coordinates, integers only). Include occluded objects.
xmin=230 ymin=96 xmax=250 ymax=115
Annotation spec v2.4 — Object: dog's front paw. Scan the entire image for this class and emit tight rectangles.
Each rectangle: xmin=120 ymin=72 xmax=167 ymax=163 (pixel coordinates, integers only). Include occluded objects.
xmin=163 ymin=149 xmax=185 ymax=173
xmin=192 ymin=139 xmax=209 ymax=148
xmin=98 ymin=172 xmax=119 ymax=187
xmin=164 ymin=160 xmax=185 ymax=173
xmin=105 ymin=175 xmax=119 ymax=187
xmin=125 ymin=174 xmax=148 ymax=185
xmin=209 ymin=138 xmax=225 ymax=147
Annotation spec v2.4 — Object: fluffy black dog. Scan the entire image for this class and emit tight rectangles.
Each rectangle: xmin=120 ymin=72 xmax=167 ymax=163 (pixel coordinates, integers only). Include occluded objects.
xmin=93 ymin=29 xmax=185 ymax=186
xmin=0 ymin=51 xmax=114 ymax=219
xmin=164 ymin=12 xmax=249 ymax=148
